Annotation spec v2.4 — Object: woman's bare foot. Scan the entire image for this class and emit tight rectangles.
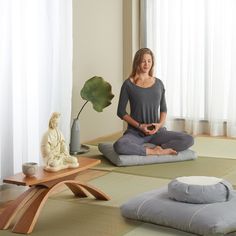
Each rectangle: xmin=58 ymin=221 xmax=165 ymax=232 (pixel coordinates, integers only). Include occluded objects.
xmin=146 ymin=146 xmax=177 ymax=155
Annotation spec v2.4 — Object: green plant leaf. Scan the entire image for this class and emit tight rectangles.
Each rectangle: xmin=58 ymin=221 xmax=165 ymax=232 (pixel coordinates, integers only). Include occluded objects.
xmin=80 ymin=76 xmax=114 ymax=112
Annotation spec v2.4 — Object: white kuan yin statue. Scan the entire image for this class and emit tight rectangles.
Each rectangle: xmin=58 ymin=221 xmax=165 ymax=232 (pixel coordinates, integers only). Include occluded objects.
xmin=41 ymin=112 xmax=79 ymax=172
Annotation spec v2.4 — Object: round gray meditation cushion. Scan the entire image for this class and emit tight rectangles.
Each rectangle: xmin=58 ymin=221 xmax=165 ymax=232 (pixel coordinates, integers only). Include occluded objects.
xmin=168 ymin=176 xmax=233 ymax=204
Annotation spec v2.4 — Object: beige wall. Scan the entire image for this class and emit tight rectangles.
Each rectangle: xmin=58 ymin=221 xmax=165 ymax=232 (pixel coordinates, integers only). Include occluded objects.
xmin=72 ymin=0 xmax=140 ymax=142
xmin=72 ymin=0 xmax=123 ymax=142
xmin=123 ymin=0 xmax=140 ymax=79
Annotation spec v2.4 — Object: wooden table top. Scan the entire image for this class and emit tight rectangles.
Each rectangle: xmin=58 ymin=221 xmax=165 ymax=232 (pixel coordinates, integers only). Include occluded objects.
xmin=3 ymin=157 xmax=100 ymax=187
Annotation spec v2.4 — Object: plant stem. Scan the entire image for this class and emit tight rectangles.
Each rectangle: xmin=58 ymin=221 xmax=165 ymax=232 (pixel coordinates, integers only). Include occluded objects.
xmin=76 ymin=100 xmax=89 ymax=119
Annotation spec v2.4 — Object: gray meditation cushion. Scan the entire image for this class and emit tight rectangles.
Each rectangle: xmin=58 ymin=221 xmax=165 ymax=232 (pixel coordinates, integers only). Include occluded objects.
xmin=168 ymin=176 xmax=233 ymax=204
xmin=121 ymin=185 xmax=236 ymax=236
xmin=98 ymin=142 xmax=197 ymax=166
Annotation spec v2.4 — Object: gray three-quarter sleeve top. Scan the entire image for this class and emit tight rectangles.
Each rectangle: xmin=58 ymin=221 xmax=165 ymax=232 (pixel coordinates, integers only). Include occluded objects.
xmin=117 ymin=78 xmax=167 ymax=129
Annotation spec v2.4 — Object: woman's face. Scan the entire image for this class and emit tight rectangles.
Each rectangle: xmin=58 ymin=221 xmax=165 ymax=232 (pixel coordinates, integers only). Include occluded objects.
xmin=139 ymin=53 xmax=153 ymax=74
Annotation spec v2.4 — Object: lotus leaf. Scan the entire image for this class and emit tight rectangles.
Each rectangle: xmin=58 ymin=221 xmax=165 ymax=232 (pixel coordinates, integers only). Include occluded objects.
xmin=79 ymin=76 xmax=114 ymax=114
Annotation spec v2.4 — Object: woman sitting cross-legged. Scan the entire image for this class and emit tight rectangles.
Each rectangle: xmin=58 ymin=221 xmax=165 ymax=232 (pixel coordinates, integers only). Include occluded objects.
xmin=113 ymin=48 xmax=194 ymax=156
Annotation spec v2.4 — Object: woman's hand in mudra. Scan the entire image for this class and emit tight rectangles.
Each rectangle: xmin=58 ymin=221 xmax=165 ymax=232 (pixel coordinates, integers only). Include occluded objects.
xmin=151 ymin=123 xmax=162 ymax=133
xmin=140 ymin=123 xmax=161 ymax=135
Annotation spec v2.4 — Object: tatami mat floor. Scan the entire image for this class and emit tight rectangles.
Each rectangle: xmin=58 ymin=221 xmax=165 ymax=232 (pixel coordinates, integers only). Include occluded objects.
xmin=1 ymin=134 xmax=236 ymax=235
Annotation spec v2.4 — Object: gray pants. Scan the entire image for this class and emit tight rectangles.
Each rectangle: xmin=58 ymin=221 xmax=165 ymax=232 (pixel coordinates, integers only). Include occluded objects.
xmin=113 ymin=127 xmax=194 ymax=156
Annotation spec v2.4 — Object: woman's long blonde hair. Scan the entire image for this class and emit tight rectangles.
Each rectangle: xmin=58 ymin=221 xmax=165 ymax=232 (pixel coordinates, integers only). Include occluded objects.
xmin=129 ymin=48 xmax=155 ymax=78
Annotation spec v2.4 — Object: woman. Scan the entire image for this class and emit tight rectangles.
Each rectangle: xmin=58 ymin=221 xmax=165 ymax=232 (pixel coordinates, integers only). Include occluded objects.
xmin=114 ymin=48 xmax=194 ymax=156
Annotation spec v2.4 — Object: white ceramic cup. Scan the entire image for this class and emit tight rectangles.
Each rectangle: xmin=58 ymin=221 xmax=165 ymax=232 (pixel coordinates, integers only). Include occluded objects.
xmin=22 ymin=162 xmax=38 ymax=177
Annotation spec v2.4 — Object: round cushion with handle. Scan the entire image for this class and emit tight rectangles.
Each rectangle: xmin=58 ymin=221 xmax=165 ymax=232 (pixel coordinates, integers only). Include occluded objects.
xmin=168 ymin=176 xmax=233 ymax=204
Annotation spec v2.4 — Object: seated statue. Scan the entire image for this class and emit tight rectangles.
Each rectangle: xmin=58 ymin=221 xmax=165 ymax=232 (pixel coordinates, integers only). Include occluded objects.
xmin=41 ymin=112 xmax=79 ymax=172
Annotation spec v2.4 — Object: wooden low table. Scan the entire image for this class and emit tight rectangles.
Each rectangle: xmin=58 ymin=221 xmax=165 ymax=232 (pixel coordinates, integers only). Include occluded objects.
xmin=0 ymin=157 xmax=110 ymax=234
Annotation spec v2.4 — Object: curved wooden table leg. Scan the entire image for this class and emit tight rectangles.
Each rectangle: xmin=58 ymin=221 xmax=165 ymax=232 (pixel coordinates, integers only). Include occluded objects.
xmin=65 ymin=183 xmax=89 ymax=197
xmin=0 ymin=187 xmax=39 ymax=230
xmin=76 ymin=182 xmax=111 ymax=200
xmin=12 ymin=186 xmax=50 ymax=234
xmin=12 ymin=180 xmax=110 ymax=234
